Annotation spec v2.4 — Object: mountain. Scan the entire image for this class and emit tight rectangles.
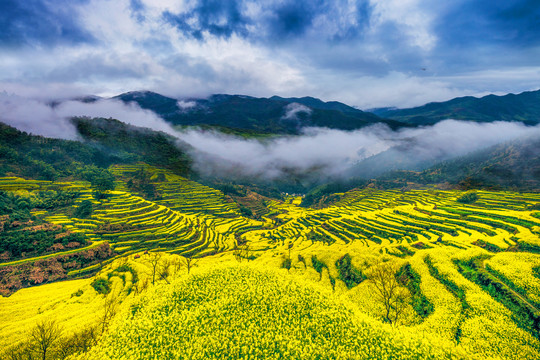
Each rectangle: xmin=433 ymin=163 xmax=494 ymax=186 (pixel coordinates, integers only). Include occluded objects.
xmin=376 ymin=89 xmax=540 ymax=125
xmin=269 ymin=95 xmax=363 ymax=114
xmin=377 ymin=135 xmax=540 ymax=191
xmin=114 ymin=91 xmax=405 ymax=134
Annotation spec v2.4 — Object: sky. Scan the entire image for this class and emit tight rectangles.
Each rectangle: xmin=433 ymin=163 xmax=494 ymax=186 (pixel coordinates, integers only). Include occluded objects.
xmin=1 ymin=0 xmax=540 ymax=108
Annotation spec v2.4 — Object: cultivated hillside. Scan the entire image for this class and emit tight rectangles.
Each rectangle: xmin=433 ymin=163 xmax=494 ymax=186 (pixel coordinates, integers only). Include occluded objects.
xmin=1 ymin=118 xmax=540 ymax=360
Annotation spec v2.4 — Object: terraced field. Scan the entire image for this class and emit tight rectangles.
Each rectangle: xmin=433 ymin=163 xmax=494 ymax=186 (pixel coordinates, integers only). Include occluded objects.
xmin=251 ymin=189 xmax=540 ymax=251
xmin=2 ymin=168 xmax=540 ymax=359
xmin=0 ymin=165 xmax=266 ymax=268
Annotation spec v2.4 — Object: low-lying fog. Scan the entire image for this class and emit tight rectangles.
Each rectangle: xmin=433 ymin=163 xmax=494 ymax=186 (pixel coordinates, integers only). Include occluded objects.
xmin=2 ymin=93 xmax=539 ymax=181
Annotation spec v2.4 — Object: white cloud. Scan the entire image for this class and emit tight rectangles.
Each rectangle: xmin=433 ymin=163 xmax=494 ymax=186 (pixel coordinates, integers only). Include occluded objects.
xmin=0 ymin=93 xmax=79 ymax=139
xmin=177 ymin=100 xmax=197 ymax=110
xmin=282 ymin=103 xmax=312 ymax=120
xmin=178 ymin=120 xmax=540 ymax=180
xmin=56 ymin=99 xmax=180 ymax=135
xmin=369 ymin=0 xmax=437 ymax=51
xmin=0 ymin=95 xmax=179 ymax=140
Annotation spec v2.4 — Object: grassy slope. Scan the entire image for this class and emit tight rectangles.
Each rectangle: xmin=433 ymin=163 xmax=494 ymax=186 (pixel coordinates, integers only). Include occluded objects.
xmin=80 ymin=265 xmax=471 ymax=360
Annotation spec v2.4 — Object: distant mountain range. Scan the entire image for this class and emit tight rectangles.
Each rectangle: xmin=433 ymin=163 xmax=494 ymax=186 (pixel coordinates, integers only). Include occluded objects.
xmin=112 ymin=91 xmax=404 ymax=134
xmin=28 ymin=87 xmax=538 ymax=192
xmin=72 ymin=88 xmax=540 ymax=134
xmin=373 ymin=89 xmax=540 ymax=125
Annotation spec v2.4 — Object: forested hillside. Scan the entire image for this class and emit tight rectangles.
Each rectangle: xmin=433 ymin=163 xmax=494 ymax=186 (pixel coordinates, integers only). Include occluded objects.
xmin=115 ymin=91 xmax=405 ymax=134
xmin=376 ymin=89 xmax=540 ymax=125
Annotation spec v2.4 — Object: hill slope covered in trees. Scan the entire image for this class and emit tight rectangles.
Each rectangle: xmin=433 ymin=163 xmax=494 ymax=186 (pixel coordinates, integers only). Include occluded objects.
xmin=375 ymin=89 xmax=540 ymax=125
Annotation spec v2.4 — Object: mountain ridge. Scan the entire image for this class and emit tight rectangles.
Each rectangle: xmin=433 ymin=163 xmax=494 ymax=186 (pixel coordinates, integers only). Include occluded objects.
xmin=112 ymin=91 xmax=405 ymax=134
xmin=375 ymin=89 xmax=540 ymax=125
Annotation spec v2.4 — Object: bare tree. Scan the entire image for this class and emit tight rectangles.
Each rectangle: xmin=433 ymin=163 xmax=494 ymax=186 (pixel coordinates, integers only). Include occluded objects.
xmin=233 ymin=244 xmax=252 ymax=262
xmin=148 ymin=252 xmax=162 ymax=285
xmin=99 ymin=292 xmax=119 ymax=335
xmin=158 ymin=259 xmax=172 ymax=284
xmin=133 ymin=277 xmax=149 ymax=295
xmin=233 ymin=244 xmax=242 ymax=262
xmin=56 ymin=325 xmax=96 ymax=359
xmin=182 ymin=254 xmax=198 ymax=274
xmin=30 ymin=319 xmax=62 ymax=360
xmin=73 ymin=325 xmax=98 ymax=354
xmin=367 ymin=261 xmax=410 ymax=325
xmin=169 ymin=257 xmax=183 ymax=278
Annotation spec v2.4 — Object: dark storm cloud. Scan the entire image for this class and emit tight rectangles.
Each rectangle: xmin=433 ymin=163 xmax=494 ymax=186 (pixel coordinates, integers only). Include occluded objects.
xmin=0 ymin=0 xmax=94 ymax=47
xmin=163 ymin=0 xmax=250 ymax=40
xmin=162 ymin=0 xmax=373 ymax=42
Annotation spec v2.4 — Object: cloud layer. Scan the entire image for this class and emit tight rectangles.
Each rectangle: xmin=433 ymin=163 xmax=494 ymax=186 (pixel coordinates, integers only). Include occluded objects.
xmin=1 ymin=0 xmax=540 ymax=108
xmin=2 ymin=95 xmax=538 ymax=183
xmin=178 ymin=120 xmax=540 ymax=181
xmin=0 ymin=93 xmax=177 ymax=139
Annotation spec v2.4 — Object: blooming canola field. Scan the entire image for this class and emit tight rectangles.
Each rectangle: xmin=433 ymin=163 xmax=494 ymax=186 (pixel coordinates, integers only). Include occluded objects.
xmin=1 ymin=164 xmax=540 ymax=359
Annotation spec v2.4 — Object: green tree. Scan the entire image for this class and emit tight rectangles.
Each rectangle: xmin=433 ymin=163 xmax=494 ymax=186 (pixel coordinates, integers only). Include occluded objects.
xmin=74 ymin=200 xmax=93 ymax=219
xmin=81 ymin=167 xmax=115 ymax=198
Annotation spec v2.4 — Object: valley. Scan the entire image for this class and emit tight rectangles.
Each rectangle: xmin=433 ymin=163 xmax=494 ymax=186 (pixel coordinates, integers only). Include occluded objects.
xmin=1 ymin=162 xmax=540 ymax=359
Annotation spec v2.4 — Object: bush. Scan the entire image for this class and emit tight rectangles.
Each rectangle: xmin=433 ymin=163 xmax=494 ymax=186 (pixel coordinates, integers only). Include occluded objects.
xmin=239 ymin=204 xmax=253 ymax=217
xmin=335 ymin=254 xmax=366 ymax=289
xmin=457 ymin=191 xmax=478 ymax=204
xmin=74 ymin=200 xmax=93 ymax=219
xmin=91 ymin=278 xmax=111 ymax=295
xmin=281 ymin=257 xmax=292 ymax=271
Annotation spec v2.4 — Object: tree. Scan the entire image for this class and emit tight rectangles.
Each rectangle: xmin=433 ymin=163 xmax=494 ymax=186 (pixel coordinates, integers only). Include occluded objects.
xmin=182 ymin=254 xmax=198 ymax=274
xmin=457 ymin=191 xmax=478 ymax=204
xmin=81 ymin=167 xmax=115 ymax=199
xmin=74 ymin=200 xmax=93 ymax=219
xmin=56 ymin=325 xmax=98 ymax=359
xmin=158 ymin=259 xmax=172 ymax=284
xmin=367 ymin=261 xmax=411 ymax=325
xmin=4 ymin=341 xmax=34 ymax=360
xmin=99 ymin=292 xmax=118 ymax=335
xmin=233 ymin=244 xmax=252 ymax=262
xmin=148 ymin=252 xmax=162 ymax=285
xmin=30 ymin=319 xmax=62 ymax=360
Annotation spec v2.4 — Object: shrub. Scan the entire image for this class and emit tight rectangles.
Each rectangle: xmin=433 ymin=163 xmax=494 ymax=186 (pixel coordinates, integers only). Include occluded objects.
xmin=281 ymin=257 xmax=292 ymax=271
xmin=335 ymin=254 xmax=366 ymax=289
xmin=91 ymin=278 xmax=111 ymax=295
xmin=457 ymin=192 xmax=478 ymax=204
xmin=74 ymin=200 xmax=93 ymax=219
